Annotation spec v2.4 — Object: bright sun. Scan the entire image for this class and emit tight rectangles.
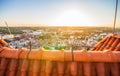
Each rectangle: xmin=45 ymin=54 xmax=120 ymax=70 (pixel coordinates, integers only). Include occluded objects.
xmin=50 ymin=9 xmax=94 ymax=26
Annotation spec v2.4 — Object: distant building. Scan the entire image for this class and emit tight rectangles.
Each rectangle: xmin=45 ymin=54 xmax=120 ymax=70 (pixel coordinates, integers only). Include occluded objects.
xmin=0 ymin=34 xmax=14 ymax=39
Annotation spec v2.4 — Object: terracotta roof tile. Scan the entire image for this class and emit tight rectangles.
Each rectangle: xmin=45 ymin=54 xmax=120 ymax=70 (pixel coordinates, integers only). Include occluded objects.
xmin=104 ymin=37 xmax=116 ymax=50
xmin=0 ymin=58 xmax=10 ymax=76
xmin=0 ymin=57 xmax=120 ymax=76
xmin=108 ymin=38 xmax=120 ymax=51
xmin=1 ymin=34 xmax=120 ymax=76
xmin=98 ymin=36 xmax=112 ymax=51
xmin=1 ymin=49 xmax=120 ymax=62
xmin=90 ymin=35 xmax=110 ymax=51
xmin=90 ymin=34 xmax=120 ymax=51
xmin=6 ymin=59 xmax=18 ymax=76
xmin=111 ymin=63 xmax=119 ymax=76
xmin=83 ymin=62 xmax=91 ymax=76
xmin=28 ymin=50 xmax=43 ymax=60
xmin=0 ymin=49 xmax=20 ymax=59
xmin=114 ymin=43 xmax=120 ymax=51
xmin=42 ymin=50 xmax=64 ymax=61
xmin=0 ymin=39 xmax=7 ymax=45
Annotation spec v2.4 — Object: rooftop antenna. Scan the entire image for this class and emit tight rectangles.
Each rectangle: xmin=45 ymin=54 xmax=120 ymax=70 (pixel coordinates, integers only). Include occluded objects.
xmin=0 ymin=19 xmax=4 ymax=39
xmin=69 ymin=36 xmax=74 ymax=62
xmin=113 ymin=0 xmax=118 ymax=34
xmin=4 ymin=21 xmax=11 ymax=34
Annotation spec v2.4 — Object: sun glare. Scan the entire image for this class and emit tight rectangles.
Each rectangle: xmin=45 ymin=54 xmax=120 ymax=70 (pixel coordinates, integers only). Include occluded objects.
xmin=51 ymin=9 xmax=94 ymax=26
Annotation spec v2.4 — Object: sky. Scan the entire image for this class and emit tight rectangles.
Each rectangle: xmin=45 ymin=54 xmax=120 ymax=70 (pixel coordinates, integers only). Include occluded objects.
xmin=0 ymin=0 xmax=120 ymax=27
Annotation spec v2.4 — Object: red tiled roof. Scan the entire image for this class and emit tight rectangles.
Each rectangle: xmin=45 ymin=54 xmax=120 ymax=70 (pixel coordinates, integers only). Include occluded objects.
xmin=0 ymin=39 xmax=7 ymax=45
xmin=0 ymin=35 xmax=120 ymax=76
xmin=0 ymin=48 xmax=120 ymax=62
xmin=90 ymin=34 xmax=120 ymax=51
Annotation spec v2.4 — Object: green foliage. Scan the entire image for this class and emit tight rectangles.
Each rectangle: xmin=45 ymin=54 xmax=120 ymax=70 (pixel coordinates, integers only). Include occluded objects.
xmin=43 ymin=45 xmax=67 ymax=50
xmin=55 ymin=45 xmax=66 ymax=50
xmin=39 ymin=36 xmax=45 ymax=40
xmin=43 ymin=46 xmax=55 ymax=50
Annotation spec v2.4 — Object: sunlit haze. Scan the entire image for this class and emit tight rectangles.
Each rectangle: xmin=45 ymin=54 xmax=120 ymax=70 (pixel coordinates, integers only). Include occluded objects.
xmin=0 ymin=0 xmax=120 ymax=27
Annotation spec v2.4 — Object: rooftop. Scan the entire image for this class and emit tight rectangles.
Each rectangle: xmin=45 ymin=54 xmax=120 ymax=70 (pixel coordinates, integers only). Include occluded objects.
xmin=0 ymin=34 xmax=120 ymax=76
